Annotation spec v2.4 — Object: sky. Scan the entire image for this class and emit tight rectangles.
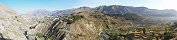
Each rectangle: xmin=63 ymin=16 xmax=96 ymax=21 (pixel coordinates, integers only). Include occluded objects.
xmin=0 ymin=0 xmax=177 ymax=13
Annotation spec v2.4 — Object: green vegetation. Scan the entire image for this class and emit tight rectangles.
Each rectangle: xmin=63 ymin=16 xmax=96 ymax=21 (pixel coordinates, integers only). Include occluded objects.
xmin=162 ymin=31 xmax=175 ymax=40
xmin=64 ymin=15 xmax=83 ymax=24
xmin=104 ymin=26 xmax=177 ymax=40
xmin=36 ymin=33 xmax=43 ymax=38
xmin=36 ymin=33 xmax=51 ymax=40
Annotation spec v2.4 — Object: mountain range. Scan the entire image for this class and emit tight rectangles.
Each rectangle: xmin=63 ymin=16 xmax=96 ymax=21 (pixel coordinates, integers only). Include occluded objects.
xmin=29 ymin=5 xmax=177 ymax=17
xmin=1 ymin=4 xmax=177 ymax=40
xmin=28 ymin=5 xmax=177 ymax=25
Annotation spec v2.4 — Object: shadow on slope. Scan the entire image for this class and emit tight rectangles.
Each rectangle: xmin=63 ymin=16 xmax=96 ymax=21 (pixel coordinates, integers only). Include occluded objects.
xmin=0 ymin=33 xmax=12 ymax=40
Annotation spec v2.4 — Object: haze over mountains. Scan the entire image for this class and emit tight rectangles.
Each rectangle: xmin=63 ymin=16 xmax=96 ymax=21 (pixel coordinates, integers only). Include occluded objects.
xmin=28 ymin=5 xmax=177 ymax=24
xmin=1 ymin=3 xmax=177 ymax=40
xmin=28 ymin=5 xmax=177 ymax=17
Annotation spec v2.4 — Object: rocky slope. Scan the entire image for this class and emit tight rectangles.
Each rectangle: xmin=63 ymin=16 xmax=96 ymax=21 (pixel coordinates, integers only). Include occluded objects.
xmin=0 ymin=4 xmax=28 ymax=40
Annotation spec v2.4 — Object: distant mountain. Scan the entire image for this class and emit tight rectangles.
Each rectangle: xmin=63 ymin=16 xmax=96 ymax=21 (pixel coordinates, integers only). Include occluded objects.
xmin=96 ymin=5 xmax=177 ymax=17
xmin=28 ymin=5 xmax=177 ymax=17
xmin=27 ymin=5 xmax=177 ymax=25
xmin=26 ymin=9 xmax=52 ymax=16
xmin=100 ymin=5 xmax=177 ymax=24
xmin=95 ymin=5 xmax=177 ymax=24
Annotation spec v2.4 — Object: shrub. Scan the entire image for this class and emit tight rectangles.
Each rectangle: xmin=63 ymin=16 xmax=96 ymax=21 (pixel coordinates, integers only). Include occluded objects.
xmin=64 ymin=15 xmax=83 ymax=24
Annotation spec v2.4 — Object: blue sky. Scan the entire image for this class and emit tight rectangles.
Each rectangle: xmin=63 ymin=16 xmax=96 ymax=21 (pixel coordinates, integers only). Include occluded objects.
xmin=0 ymin=0 xmax=177 ymax=13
